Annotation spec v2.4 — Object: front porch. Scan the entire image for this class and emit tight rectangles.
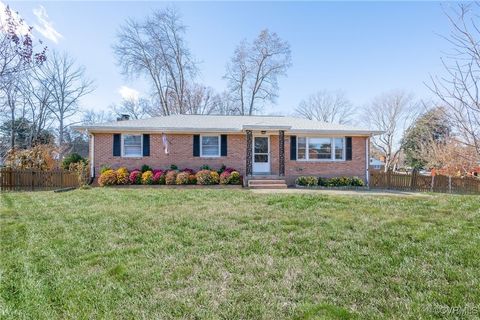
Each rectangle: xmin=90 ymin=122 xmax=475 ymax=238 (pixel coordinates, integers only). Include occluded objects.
xmin=244 ymin=129 xmax=286 ymax=178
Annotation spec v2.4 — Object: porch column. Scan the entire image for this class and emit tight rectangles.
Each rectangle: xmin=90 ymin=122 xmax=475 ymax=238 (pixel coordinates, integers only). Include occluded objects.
xmin=279 ymin=130 xmax=285 ymax=176
xmin=246 ymin=130 xmax=253 ymax=176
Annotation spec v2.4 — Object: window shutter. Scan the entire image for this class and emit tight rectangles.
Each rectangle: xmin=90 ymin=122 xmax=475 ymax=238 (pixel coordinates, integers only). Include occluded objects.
xmin=193 ymin=135 xmax=200 ymax=157
xmin=290 ymin=136 xmax=297 ymax=160
xmin=221 ymin=135 xmax=227 ymax=156
xmin=113 ymin=134 xmax=121 ymax=157
xmin=143 ymin=134 xmax=150 ymax=156
xmin=346 ymin=137 xmax=352 ymax=161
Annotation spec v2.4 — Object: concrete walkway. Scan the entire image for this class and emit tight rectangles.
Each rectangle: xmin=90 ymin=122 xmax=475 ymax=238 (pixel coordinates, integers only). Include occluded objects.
xmin=249 ymin=188 xmax=433 ymax=197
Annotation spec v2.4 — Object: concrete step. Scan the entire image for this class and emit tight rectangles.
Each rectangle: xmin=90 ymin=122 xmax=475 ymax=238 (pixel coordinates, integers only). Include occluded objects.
xmin=248 ymin=179 xmax=287 ymax=185
xmin=249 ymin=184 xmax=287 ymax=189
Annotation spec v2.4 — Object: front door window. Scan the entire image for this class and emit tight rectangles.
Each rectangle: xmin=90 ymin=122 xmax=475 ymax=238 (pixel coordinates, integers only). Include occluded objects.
xmin=253 ymin=136 xmax=270 ymax=174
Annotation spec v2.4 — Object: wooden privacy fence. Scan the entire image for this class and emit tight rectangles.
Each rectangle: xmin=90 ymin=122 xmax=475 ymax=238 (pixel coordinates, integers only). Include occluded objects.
xmin=0 ymin=168 xmax=79 ymax=191
xmin=369 ymin=171 xmax=480 ymax=194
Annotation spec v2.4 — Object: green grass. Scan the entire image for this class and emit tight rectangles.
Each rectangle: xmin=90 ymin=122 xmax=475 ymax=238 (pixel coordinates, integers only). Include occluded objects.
xmin=1 ymin=189 xmax=479 ymax=319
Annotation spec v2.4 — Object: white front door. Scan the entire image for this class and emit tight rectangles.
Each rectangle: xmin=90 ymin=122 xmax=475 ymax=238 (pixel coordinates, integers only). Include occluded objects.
xmin=253 ymin=136 xmax=270 ymax=174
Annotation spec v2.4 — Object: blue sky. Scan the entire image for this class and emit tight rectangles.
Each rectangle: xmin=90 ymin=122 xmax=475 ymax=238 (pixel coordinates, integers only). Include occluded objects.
xmin=5 ymin=1 xmax=452 ymax=116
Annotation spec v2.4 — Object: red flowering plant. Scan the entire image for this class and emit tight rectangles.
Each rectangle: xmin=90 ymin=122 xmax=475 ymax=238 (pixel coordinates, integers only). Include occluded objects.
xmin=152 ymin=169 xmax=164 ymax=184
xmin=129 ymin=170 xmax=142 ymax=184
xmin=219 ymin=171 xmax=231 ymax=185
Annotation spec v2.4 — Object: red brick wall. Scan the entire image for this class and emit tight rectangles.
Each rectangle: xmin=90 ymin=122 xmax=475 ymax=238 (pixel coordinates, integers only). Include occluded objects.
xmin=93 ymin=133 xmax=247 ymax=175
xmin=92 ymin=132 xmax=368 ymax=185
xmin=284 ymin=135 xmax=368 ymax=185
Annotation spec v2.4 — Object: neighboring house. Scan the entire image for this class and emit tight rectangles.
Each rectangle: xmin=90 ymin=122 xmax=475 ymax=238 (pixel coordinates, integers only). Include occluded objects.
xmin=369 ymin=157 xmax=385 ymax=171
xmin=73 ymin=115 xmax=382 ymax=185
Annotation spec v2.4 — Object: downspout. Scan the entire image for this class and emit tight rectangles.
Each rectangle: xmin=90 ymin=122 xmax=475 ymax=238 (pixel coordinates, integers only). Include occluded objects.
xmin=365 ymin=136 xmax=370 ymax=187
xmin=88 ymin=132 xmax=95 ymax=185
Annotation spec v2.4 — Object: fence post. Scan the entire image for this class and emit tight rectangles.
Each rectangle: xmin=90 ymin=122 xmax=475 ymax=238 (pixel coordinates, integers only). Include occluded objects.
xmin=387 ymin=170 xmax=391 ymax=189
xmin=448 ymin=176 xmax=452 ymax=194
xmin=60 ymin=170 xmax=64 ymax=188
xmin=410 ymin=170 xmax=416 ymax=192
xmin=430 ymin=175 xmax=435 ymax=193
xmin=31 ymin=170 xmax=35 ymax=191
xmin=8 ymin=167 xmax=13 ymax=191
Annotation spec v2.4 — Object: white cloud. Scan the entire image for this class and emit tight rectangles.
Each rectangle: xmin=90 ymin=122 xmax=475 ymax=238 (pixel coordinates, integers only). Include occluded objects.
xmin=118 ymin=86 xmax=140 ymax=101
xmin=33 ymin=5 xmax=62 ymax=43
xmin=0 ymin=1 xmax=31 ymax=35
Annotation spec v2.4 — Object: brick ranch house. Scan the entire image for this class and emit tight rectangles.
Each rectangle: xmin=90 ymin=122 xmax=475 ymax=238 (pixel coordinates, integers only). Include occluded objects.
xmin=74 ymin=115 xmax=382 ymax=186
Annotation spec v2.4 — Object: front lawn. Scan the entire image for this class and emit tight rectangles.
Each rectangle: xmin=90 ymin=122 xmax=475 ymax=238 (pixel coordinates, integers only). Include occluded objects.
xmin=1 ymin=189 xmax=479 ymax=319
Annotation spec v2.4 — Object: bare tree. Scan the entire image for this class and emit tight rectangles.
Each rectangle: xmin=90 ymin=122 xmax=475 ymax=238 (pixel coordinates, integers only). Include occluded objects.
xmin=110 ymin=97 xmax=148 ymax=120
xmin=41 ymin=51 xmax=94 ymax=148
xmin=427 ymin=3 xmax=480 ymax=156
xmin=295 ymin=90 xmax=355 ymax=124
xmin=364 ymin=91 xmax=419 ymax=172
xmin=0 ymin=76 xmax=24 ymax=149
xmin=21 ymin=67 xmax=55 ymax=147
xmin=113 ymin=7 xmax=197 ymax=116
xmin=82 ymin=109 xmax=114 ymax=125
xmin=183 ymin=84 xmax=219 ymax=115
xmin=0 ymin=5 xmax=46 ymax=82
xmin=225 ymin=29 xmax=291 ymax=115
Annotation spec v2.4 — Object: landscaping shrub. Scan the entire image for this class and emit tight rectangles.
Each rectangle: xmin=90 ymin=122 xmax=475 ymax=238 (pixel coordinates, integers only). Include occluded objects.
xmin=188 ymin=174 xmax=197 ymax=185
xmin=129 ymin=170 xmax=141 ymax=184
xmin=116 ymin=167 xmax=130 ymax=185
xmin=196 ymin=170 xmax=219 ymax=185
xmin=217 ymin=164 xmax=226 ymax=174
xmin=181 ymin=168 xmax=195 ymax=175
xmin=100 ymin=165 xmax=111 ymax=174
xmin=296 ymin=176 xmax=318 ymax=187
xmin=219 ymin=171 xmax=231 ymax=185
xmin=200 ymin=164 xmax=211 ymax=171
xmin=220 ymin=170 xmax=241 ymax=185
xmin=141 ymin=164 xmax=152 ymax=173
xmin=69 ymin=161 xmax=89 ymax=187
xmin=176 ymin=172 xmax=190 ymax=185
xmin=152 ymin=170 xmax=164 ymax=184
xmin=317 ymin=176 xmax=365 ymax=187
xmin=210 ymin=171 xmax=220 ymax=184
xmin=142 ymin=170 xmax=154 ymax=185
xmin=229 ymin=171 xmax=241 ymax=185
xmin=170 ymin=164 xmax=178 ymax=171
xmin=351 ymin=176 xmax=365 ymax=186
xmin=165 ymin=171 xmax=177 ymax=185
xmin=62 ymin=153 xmax=86 ymax=170
xmin=98 ymin=169 xmax=117 ymax=186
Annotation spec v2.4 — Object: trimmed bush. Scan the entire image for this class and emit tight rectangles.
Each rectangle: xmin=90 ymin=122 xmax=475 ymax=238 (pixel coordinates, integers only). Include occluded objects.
xmin=100 ymin=165 xmax=111 ymax=174
xmin=116 ymin=167 xmax=130 ymax=185
xmin=98 ymin=169 xmax=117 ymax=186
xmin=142 ymin=171 xmax=154 ymax=185
xmin=176 ymin=172 xmax=190 ymax=185
xmin=129 ymin=170 xmax=141 ymax=185
xmin=200 ymin=164 xmax=211 ymax=171
xmin=219 ymin=171 xmax=230 ymax=185
xmin=181 ymin=168 xmax=195 ymax=175
xmin=296 ymin=176 xmax=318 ymax=187
xmin=229 ymin=171 xmax=241 ymax=185
xmin=152 ymin=170 xmax=164 ymax=184
xmin=62 ymin=153 xmax=86 ymax=170
xmin=165 ymin=171 xmax=177 ymax=185
xmin=141 ymin=164 xmax=152 ymax=173
xmin=188 ymin=174 xmax=197 ymax=185
xmin=317 ymin=176 xmax=365 ymax=187
xmin=170 ymin=164 xmax=178 ymax=170
xmin=196 ymin=170 xmax=219 ymax=185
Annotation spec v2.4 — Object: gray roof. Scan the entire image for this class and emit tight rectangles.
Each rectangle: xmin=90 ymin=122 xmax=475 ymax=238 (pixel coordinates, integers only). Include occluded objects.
xmin=73 ymin=115 xmax=382 ymax=136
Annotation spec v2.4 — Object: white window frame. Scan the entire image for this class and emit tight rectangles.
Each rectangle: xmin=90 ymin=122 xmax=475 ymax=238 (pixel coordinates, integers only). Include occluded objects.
xmin=200 ymin=135 xmax=221 ymax=158
xmin=121 ymin=134 xmax=143 ymax=158
xmin=297 ymin=137 xmax=345 ymax=161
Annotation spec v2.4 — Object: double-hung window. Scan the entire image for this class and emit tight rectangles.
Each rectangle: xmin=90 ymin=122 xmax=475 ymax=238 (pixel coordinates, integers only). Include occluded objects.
xmin=200 ymin=135 xmax=220 ymax=157
xmin=122 ymin=134 xmax=142 ymax=157
xmin=297 ymin=137 xmax=345 ymax=161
